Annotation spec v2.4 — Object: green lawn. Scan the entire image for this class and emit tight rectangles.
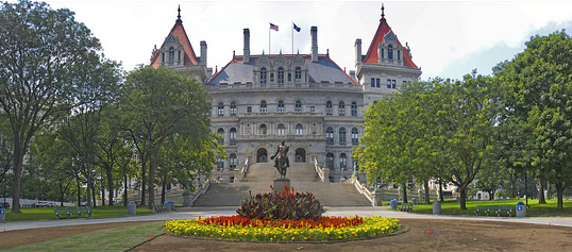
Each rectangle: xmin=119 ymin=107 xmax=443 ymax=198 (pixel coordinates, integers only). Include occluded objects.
xmin=11 ymin=222 xmax=165 ymax=251
xmin=403 ymin=199 xmax=572 ymax=217
xmin=5 ymin=205 xmax=155 ymax=221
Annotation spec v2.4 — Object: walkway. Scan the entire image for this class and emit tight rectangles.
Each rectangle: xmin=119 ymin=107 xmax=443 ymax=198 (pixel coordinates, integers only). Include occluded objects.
xmin=1 ymin=206 xmax=571 ymax=232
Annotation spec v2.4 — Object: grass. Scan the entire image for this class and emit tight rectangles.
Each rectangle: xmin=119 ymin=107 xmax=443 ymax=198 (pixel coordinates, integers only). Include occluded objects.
xmin=11 ymin=222 xmax=165 ymax=251
xmin=404 ymin=199 xmax=572 ymax=217
xmin=5 ymin=205 xmax=155 ymax=221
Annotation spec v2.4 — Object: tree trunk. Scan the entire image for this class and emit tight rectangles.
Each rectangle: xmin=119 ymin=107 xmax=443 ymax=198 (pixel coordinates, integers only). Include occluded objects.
xmin=86 ymin=160 xmax=92 ymax=207
xmin=488 ymin=190 xmax=494 ymax=200
xmin=555 ymin=182 xmax=564 ymax=211
xmin=424 ymin=179 xmax=430 ymax=204
xmin=546 ymin=183 xmax=551 ymax=200
xmin=101 ymin=186 xmax=105 ymax=206
xmin=538 ymin=179 xmax=546 ymax=204
xmin=11 ymin=144 xmax=25 ymax=213
xmin=76 ymin=177 xmax=81 ymax=207
xmin=148 ymin=136 xmax=166 ymax=209
xmin=161 ymin=180 xmax=166 ymax=204
xmin=402 ymin=184 xmax=408 ymax=203
xmin=439 ymin=182 xmax=444 ymax=202
xmin=140 ymin=162 xmax=147 ymax=206
xmin=459 ymin=186 xmax=468 ymax=210
xmin=107 ymin=164 xmax=114 ymax=206
xmin=123 ymin=170 xmax=128 ymax=207
xmin=91 ymin=184 xmax=97 ymax=208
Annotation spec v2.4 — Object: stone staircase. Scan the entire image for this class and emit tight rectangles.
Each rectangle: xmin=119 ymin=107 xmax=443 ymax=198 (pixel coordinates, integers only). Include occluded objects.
xmin=193 ymin=163 xmax=371 ymax=207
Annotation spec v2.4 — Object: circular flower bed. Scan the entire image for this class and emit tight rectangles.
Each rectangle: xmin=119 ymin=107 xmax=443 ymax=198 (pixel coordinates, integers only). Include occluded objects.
xmin=165 ymin=215 xmax=400 ymax=242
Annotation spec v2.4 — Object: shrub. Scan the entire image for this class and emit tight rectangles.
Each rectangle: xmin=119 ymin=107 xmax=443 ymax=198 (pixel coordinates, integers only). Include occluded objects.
xmin=237 ymin=186 xmax=324 ymax=220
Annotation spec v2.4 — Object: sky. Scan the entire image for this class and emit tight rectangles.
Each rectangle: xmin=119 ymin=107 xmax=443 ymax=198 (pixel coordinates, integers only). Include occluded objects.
xmin=25 ymin=0 xmax=572 ymax=80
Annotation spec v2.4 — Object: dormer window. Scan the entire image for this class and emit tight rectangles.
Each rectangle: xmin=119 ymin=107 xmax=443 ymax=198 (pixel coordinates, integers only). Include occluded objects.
xmin=397 ymin=50 xmax=401 ymax=60
xmin=295 ymin=67 xmax=302 ymax=84
xmin=388 ymin=44 xmax=393 ymax=60
xmin=277 ymin=67 xmax=284 ymax=84
xmin=168 ymin=47 xmax=175 ymax=63
xmin=260 ymin=67 xmax=267 ymax=84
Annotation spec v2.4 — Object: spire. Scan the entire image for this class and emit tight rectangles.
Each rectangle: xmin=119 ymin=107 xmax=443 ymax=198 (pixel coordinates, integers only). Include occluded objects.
xmin=380 ymin=3 xmax=385 ymax=22
xmin=177 ymin=5 xmax=182 ymax=23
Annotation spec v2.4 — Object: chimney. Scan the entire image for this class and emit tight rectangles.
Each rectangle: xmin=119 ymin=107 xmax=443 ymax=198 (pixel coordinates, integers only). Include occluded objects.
xmin=200 ymin=41 xmax=207 ymax=66
xmin=355 ymin=39 xmax=362 ymax=65
xmin=243 ymin=28 xmax=250 ymax=64
xmin=311 ymin=26 xmax=318 ymax=62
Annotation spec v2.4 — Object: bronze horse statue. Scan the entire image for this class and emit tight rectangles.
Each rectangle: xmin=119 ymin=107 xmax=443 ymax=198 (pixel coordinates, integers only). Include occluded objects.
xmin=271 ymin=141 xmax=289 ymax=178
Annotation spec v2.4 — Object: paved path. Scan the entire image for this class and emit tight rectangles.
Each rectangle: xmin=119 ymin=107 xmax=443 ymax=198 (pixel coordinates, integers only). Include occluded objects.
xmin=1 ymin=206 xmax=571 ymax=232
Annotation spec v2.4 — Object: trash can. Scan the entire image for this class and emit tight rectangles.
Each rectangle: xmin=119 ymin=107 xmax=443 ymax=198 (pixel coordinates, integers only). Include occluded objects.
xmin=412 ymin=198 xmax=417 ymax=205
xmin=165 ymin=201 xmax=172 ymax=212
xmin=390 ymin=199 xmax=397 ymax=210
xmin=516 ymin=202 xmax=526 ymax=217
xmin=0 ymin=205 xmax=5 ymax=222
xmin=127 ymin=201 xmax=136 ymax=216
xmin=432 ymin=200 xmax=441 ymax=215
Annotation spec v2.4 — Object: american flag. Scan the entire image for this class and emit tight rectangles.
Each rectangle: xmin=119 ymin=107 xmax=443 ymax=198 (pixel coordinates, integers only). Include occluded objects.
xmin=270 ymin=23 xmax=279 ymax=31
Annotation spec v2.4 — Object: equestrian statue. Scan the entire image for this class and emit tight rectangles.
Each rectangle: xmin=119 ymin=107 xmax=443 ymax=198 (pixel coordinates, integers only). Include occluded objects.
xmin=270 ymin=141 xmax=289 ymax=178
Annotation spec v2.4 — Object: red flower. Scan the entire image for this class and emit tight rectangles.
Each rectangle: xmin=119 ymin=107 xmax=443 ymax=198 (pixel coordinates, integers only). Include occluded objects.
xmin=290 ymin=193 xmax=294 ymax=198
xmin=282 ymin=192 xmax=287 ymax=197
xmin=285 ymin=185 xmax=290 ymax=191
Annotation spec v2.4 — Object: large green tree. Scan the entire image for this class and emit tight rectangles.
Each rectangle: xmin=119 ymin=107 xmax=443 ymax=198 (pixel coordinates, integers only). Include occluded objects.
xmin=121 ymin=66 xmax=210 ymax=208
xmin=0 ymin=0 xmax=102 ymax=212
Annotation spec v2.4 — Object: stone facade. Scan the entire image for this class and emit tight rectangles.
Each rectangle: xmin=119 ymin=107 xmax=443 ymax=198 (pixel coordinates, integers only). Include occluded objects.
xmin=153 ymin=7 xmax=421 ymax=182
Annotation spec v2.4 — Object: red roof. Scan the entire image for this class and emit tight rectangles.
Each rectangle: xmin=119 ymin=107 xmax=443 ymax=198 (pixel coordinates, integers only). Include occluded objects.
xmin=362 ymin=8 xmax=418 ymax=68
xmin=151 ymin=13 xmax=199 ymax=68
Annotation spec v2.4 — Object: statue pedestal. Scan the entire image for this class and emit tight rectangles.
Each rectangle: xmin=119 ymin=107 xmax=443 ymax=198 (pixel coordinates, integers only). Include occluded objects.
xmin=273 ymin=178 xmax=291 ymax=195
xmin=182 ymin=191 xmax=192 ymax=207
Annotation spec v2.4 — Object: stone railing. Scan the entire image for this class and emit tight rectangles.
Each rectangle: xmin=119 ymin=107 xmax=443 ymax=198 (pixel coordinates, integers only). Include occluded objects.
xmin=188 ymin=179 xmax=211 ymax=207
xmin=350 ymin=175 xmax=381 ymax=206
xmin=313 ymin=156 xmax=329 ymax=183
xmin=233 ymin=156 xmax=251 ymax=182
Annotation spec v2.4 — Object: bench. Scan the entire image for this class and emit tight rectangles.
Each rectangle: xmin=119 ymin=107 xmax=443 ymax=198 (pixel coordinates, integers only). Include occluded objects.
xmin=474 ymin=205 xmax=513 ymax=217
xmin=399 ymin=202 xmax=413 ymax=212
xmin=153 ymin=203 xmax=166 ymax=213
xmin=54 ymin=207 xmax=92 ymax=219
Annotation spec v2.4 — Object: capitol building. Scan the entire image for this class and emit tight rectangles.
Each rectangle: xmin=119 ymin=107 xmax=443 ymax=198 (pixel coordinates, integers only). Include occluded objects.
xmin=151 ymin=6 xmax=421 ymax=182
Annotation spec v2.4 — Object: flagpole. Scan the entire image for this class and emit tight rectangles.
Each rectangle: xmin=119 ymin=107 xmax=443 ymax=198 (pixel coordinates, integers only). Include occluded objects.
xmin=269 ymin=24 xmax=271 ymax=55
xmin=292 ymin=22 xmax=294 ymax=54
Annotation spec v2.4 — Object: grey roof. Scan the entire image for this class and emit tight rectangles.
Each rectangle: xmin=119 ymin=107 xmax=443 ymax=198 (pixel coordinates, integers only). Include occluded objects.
xmin=208 ymin=54 xmax=356 ymax=85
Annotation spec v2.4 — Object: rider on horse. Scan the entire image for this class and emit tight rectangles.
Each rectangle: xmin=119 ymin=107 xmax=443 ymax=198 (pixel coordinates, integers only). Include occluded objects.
xmin=271 ymin=141 xmax=289 ymax=178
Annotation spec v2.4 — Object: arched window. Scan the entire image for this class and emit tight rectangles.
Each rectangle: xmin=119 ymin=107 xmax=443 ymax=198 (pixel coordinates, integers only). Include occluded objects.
xmin=388 ymin=44 xmax=393 ymax=60
xmin=230 ymin=128 xmax=237 ymax=145
xmin=339 ymin=153 xmax=347 ymax=169
xmin=260 ymin=124 xmax=267 ymax=135
xmin=339 ymin=127 xmax=346 ymax=145
xmin=229 ymin=153 xmax=237 ymax=169
xmin=260 ymin=67 xmax=267 ymax=84
xmin=295 ymin=148 xmax=306 ymax=162
xmin=326 ymin=153 xmax=334 ymax=169
xmin=295 ymin=67 xmax=302 ymax=84
xmin=278 ymin=100 xmax=285 ymax=112
xmin=295 ymin=100 xmax=302 ymax=112
xmin=296 ymin=124 xmax=303 ymax=135
xmin=257 ymin=148 xmax=268 ymax=163
xmin=217 ymin=157 xmax=225 ymax=169
xmin=277 ymin=124 xmax=285 ymax=135
xmin=338 ymin=101 xmax=345 ymax=116
xmin=168 ymin=47 xmax=175 ymax=63
xmin=351 ymin=128 xmax=359 ymax=145
xmin=277 ymin=67 xmax=284 ymax=84
xmin=217 ymin=128 xmax=224 ymax=145
xmin=230 ymin=102 xmax=237 ymax=116
xmin=218 ymin=102 xmax=224 ymax=117
xmin=326 ymin=101 xmax=333 ymax=115
xmin=260 ymin=100 xmax=267 ymax=113
xmin=326 ymin=127 xmax=334 ymax=144
xmin=351 ymin=102 xmax=358 ymax=116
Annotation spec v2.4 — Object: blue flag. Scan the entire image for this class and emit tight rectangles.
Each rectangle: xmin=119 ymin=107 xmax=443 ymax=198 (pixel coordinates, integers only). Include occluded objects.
xmin=293 ymin=23 xmax=301 ymax=32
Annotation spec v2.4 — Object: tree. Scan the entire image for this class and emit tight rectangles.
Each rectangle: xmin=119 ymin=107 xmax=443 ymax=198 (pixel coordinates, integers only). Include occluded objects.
xmin=497 ymin=31 xmax=572 ymax=211
xmin=121 ymin=66 xmax=210 ymax=208
xmin=0 ymin=1 xmax=102 ymax=213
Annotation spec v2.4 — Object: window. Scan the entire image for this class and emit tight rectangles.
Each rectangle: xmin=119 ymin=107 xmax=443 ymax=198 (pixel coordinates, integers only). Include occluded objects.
xmin=351 ymin=102 xmax=358 ymax=116
xmin=288 ymin=73 xmax=292 ymax=82
xmin=310 ymin=106 xmax=315 ymax=113
xmin=296 ymin=124 xmax=303 ymax=135
xmin=371 ymin=78 xmax=375 ymax=88
xmin=161 ymin=52 xmax=165 ymax=63
xmin=388 ymin=44 xmax=393 ymax=60
xmin=259 ymin=124 xmax=267 ymax=135
xmin=229 ymin=153 xmax=237 ymax=169
xmin=338 ymin=101 xmax=345 ymax=116
xmin=295 ymin=67 xmax=302 ymax=84
xmin=376 ymin=78 xmax=380 ymax=88
xmin=247 ymin=106 xmax=252 ymax=113
xmin=207 ymin=103 xmax=212 ymax=117
xmin=295 ymin=100 xmax=302 ymax=112
xmin=326 ymin=127 xmax=334 ymax=144
xmin=339 ymin=153 xmax=347 ymax=169
xmin=168 ymin=47 xmax=175 ymax=63
xmin=230 ymin=102 xmax=237 ymax=116
xmin=326 ymin=153 xmax=334 ymax=168
xmin=217 ymin=157 xmax=224 ymax=169
xmin=218 ymin=102 xmax=224 ymax=117
xmin=392 ymin=80 xmax=396 ymax=89
xmin=397 ymin=50 xmax=401 ymax=60
xmin=387 ymin=79 xmax=392 ymax=89
xmin=277 ymin=124 xmax=285 ymax=135
xmin=277 ymin=67 xmax=284 ymax=84
xmin=178 ymin=51 xmax=181 ymax=62
xmin=339 ymin=127 xmax=346 ymax=145
xmin=217 ymin=128 xmax=224 ymax=145
xmin=278 ymin=100 xmax=285 ymax=112
xmin=351 ymin=128 xmax=359 ymax=145
xmin=230 ymin=128 xmax=237 ymax=145
xmin=380 ymin=49 xmax=384 ymax=59
xmin=326 ymin=101 xmax=333 ymax=115
xmin=260 ymin=100 xmax=267 ymax=113
xmin=270 ymin=73 xmax=274 ymax=82
xmin=260 ymin=67 xmax=267 ymax=84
